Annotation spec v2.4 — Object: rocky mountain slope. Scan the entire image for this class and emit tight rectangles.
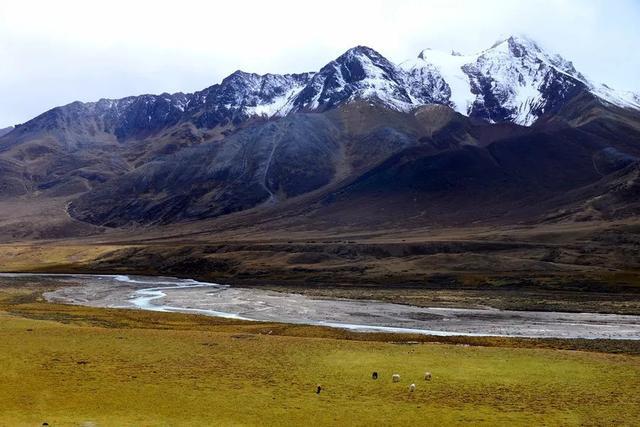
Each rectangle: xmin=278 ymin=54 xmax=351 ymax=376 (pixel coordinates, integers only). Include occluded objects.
xmin=0 ymin=127 xmax=13 ymax=138
xmin=67 ymin=99 xmax=640 ymax=227
xmin=1 ymin=35 xmax=639 ymax=235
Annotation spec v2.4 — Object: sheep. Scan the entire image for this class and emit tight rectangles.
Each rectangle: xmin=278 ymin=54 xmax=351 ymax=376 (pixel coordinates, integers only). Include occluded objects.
xmin=372 ymin=371 xmax=378 ymax=380
xmin=409 ymin=383 xmax=416 ymax=392
xmin=392 ymin=374 xmax=400 ymax=383
xmin=424 ymin=372 xmax=432 ymax=381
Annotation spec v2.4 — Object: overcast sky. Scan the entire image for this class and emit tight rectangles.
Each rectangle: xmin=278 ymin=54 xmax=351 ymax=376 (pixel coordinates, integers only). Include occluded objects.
xmin=1 ymin=0 xmax=639 ymax=128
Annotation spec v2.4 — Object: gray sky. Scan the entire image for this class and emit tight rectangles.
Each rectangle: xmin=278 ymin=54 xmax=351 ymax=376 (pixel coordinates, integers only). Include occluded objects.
xmin=1 ymin=0 xmax=639 ymax=128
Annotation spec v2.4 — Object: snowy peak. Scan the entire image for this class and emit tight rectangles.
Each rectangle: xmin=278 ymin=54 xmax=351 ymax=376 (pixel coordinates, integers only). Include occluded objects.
xmin=467 ymin=36 xmax=588 ymax=124
xmin=401 ymin=35 xmax=640 ymax=125
xmin=193 ymin=70 xmax=313 ymax=118
xmin=288 ymin=45 xmax=414 ymax=112
xmin=483 ymin=35 xmax=582 ymax=79
xmin=490 ymin=35 xmax=540 ymax=53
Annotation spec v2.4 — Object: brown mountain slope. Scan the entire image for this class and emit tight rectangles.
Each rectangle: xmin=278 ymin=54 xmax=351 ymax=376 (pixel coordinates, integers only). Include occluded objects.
xmin=0 ymin=95 xmax=638 ymax=241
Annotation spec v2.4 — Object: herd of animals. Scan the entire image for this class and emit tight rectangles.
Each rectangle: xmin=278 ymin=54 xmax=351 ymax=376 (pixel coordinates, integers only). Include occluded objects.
xmin=316 ymin=371 xmax=432 ymax=394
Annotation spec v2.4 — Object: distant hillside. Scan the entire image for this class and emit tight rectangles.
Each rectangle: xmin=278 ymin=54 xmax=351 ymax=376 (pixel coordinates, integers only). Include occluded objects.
xmin=0 ymin=126 xmax=13 ymax=137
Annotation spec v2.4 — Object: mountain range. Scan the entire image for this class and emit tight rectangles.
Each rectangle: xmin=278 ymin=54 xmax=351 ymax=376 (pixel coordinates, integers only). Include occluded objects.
xmin=1 ymin=35 xmax=639 ymax=239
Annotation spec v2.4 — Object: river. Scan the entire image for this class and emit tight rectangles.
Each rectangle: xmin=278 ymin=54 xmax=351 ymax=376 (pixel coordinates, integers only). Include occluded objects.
xmin=3 ymin=273 xmax=640 ymax=340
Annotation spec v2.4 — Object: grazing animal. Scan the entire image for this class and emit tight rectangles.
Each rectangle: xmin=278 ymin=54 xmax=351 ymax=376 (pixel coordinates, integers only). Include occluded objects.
xmin=316 ymin=384 xmax=322 ymax=394
xmin=392 ymin=374 xmax=400 ymax=383
xmin=424 ymin=372 xmax=432 ymax=381
xmin=409 ymin=383 xmax=416 ymax=392
xmin=372 ymin=371 xmax=378 ymax=380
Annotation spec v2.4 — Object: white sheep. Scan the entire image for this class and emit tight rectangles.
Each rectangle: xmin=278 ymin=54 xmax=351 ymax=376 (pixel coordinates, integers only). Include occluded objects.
xmin=409 ymin=383 xmax=416 ymax=392
xmin=424 ymin=372 xmax=432 ymax=381
xmin=392 ymin=374 xmax=400 ymax=383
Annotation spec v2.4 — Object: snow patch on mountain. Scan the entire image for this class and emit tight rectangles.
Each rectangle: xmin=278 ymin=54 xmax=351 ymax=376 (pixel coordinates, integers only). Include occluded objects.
xmin=246 ymin=84 xmax=305 ymax=117
xmin=590 ymin=84 xmax=640 ymax=110
xmin=403 ymin=49 xmax=476 ymax=114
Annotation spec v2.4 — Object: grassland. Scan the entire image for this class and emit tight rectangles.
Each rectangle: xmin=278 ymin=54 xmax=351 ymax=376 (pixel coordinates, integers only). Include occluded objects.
xmin=0 ymin=244 xmax=124 ymax=272
xmin=1 ymin=280 xmax=640 ymax=426
xmin=1 ymin=221 xmax=640 ymax=425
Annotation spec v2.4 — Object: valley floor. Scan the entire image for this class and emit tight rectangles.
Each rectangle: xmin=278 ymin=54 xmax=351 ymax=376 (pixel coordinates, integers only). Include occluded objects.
xmin=1 ymin=220 xmax=640 ymax=424
xmin=1 ymin=278 xmax=640 ymax=426
xmin=3 ymin=218 xmax=640 ymax=316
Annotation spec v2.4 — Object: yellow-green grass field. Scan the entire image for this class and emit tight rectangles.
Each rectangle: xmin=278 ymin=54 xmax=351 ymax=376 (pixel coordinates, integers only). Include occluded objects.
xmin=1 ymin=284 xmax=639 ymax=426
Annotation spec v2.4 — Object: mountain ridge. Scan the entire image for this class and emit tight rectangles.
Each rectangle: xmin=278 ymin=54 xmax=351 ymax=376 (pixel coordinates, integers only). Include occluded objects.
xmin=4 ymin=35 xmax=638 ymax=140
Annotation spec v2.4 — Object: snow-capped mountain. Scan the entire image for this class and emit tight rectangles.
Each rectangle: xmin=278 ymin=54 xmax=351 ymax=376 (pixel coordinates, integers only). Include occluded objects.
xmin=11 ymin=72 xmax=315 ymax=140
xmin=186 ymin=71 xmax=314 ymax=127
xmin=284 ymin=46 xmax=415 ymax=113
xmin=402 ymin=36 xmax=640 ymax=125
xmin=7 ymin=35 xmax=640 ymax=140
